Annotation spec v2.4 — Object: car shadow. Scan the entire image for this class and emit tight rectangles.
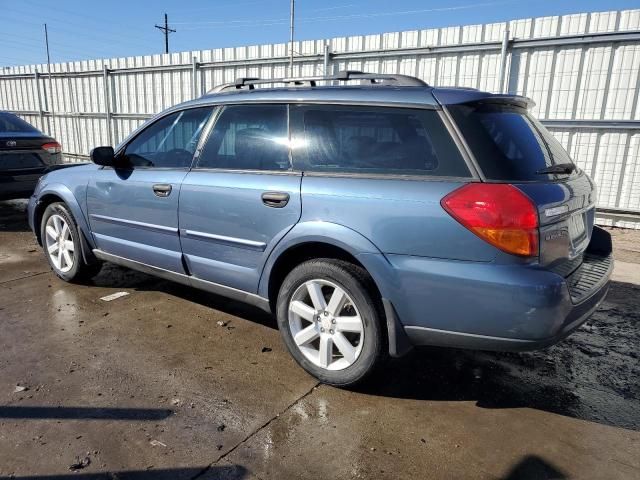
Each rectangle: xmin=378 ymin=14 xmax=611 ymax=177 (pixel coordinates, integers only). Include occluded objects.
xmin=0 ymin=406 xmax=172 ymax=421
xmin=87 ymin=259 xmax=640 ymax=432
xmin=0 ymin=464 xmax=248 ymax=480
xmin=0 ymin=199 xmax=30 ymax=232
xmin=501 ymin=455 xmax=567 ymax=480
xmin=88 ymin=262 xmax=278 ymax=331
xmin=355 ymin=280 xmax=640 ymax=431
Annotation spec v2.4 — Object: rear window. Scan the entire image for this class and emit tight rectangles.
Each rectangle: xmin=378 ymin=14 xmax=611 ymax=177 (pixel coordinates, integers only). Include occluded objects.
xmin=291 ymin=105 xmax=470 ymax=178
xmin=0 ymin=113 xmax=40 ymax=133
xmin=448 ymin=103 xmax=575 ymax=181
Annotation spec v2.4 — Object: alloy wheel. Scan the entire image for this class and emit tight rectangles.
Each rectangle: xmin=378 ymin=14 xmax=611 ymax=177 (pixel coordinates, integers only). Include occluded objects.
xmin=288 ymin=279 xmax=364 ymax=371
xmin=44 ymin=214 xmax=75 ymax=273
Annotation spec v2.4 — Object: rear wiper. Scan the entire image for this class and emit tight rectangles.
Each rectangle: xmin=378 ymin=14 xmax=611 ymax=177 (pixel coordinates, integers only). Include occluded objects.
xmin=536 ymin=163 xmax=576 ymax=175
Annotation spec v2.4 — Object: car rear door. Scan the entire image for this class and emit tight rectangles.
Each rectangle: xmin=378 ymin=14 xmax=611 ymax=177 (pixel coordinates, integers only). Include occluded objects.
xmin=178 ymin=104 xmax=302 ymax=293
xmin=87 ymin=107 xmax=213 ymax=273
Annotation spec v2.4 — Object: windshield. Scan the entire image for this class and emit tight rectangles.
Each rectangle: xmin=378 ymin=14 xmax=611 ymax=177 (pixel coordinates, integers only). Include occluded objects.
xmin=448 ymin=103 xmax=576 ymax=181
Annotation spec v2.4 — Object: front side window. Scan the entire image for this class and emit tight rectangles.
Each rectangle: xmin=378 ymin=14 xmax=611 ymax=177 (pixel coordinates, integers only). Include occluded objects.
xmin=197 ymin=104 xmax=290 ymax=171
xmin=123 ymin=107 xmax=212 ymax=168
xmin=291 ymin=105 xmax=470 ymax=177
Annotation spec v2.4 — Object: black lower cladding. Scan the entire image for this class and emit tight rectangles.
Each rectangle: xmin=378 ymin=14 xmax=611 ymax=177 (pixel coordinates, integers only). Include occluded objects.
xmin=566 ymin=225 xmax=614 ymax=304
xmin=566 ymin=252 xmax=613 ymax=304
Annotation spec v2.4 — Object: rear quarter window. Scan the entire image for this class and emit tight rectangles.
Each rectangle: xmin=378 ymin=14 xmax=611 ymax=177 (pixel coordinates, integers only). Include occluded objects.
xmin=291 ymin=105 xmax=471 ymax=178
xmin=448 ymin=103 xmax=576 ymax=181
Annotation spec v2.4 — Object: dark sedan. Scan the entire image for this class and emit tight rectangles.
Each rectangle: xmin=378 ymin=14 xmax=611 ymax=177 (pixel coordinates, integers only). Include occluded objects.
xmin=0 ymin=112 xmax=64 ymax=200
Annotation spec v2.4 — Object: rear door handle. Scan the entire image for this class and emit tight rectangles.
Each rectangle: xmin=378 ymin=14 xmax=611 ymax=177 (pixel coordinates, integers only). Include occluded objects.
xmin=261 ymin=191 xmax=289 ymax=208
xmin=153 ymin=184 xmax=172 ymax=197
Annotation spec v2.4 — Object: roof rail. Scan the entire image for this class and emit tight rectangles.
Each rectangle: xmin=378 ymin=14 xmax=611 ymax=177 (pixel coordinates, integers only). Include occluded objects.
xmin=207 ymin=70 xmax=428 ymax=94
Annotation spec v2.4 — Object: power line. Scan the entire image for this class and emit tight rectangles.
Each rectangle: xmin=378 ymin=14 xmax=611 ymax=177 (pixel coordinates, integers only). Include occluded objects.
xmin=1 ymin=7 xmax=158 ymax=51
xmin=173 ymin=1 xmax=514 ymax=28
xmin=155 ymin=13 xmax=176 ymax=55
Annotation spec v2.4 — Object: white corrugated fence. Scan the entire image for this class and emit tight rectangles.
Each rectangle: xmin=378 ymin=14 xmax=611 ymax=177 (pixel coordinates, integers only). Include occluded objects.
xmin=1 ymin=9 xmax=639 ymax=227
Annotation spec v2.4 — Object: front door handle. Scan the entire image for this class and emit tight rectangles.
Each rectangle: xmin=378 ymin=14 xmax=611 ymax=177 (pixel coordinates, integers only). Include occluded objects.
xmin=261 ymin=191 xmax=289 ymax=208
xmin=153 ymin=183 xmax=172 ymax=197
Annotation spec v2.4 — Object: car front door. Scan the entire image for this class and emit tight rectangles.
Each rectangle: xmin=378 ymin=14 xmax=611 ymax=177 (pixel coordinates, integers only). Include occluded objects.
xmin=87 ymin=107 xmax=213 ymax=273
xmin=179 ymin=104 xmax=302 ymax=293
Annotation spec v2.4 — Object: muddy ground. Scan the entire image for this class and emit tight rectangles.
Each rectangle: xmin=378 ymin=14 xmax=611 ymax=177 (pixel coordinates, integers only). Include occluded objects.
xmin=0 ymin=199 xmax=638 ymax=479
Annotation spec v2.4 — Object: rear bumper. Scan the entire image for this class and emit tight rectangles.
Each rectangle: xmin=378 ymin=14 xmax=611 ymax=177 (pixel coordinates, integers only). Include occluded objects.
xmin=0 ymin=162 xmax=69 ymax=200
xmin=403 ymin=279 xmax=609 ymax=351
xmin=0 ymin=172 xmax=41 ymax=200
xmin=385 ymin=227 xmax=613 ymax=353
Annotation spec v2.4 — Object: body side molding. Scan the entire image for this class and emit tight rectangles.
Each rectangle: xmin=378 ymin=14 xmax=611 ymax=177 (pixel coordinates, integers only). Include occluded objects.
xmin=90 ymin=214 xmax=179 ymax=234
xmin=181 ymin=229 xmax=267 ymax=251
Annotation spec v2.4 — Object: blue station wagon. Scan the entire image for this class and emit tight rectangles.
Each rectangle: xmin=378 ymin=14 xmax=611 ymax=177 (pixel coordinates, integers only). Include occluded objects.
xmin=28 ymin=71 xmax=613 ymax=386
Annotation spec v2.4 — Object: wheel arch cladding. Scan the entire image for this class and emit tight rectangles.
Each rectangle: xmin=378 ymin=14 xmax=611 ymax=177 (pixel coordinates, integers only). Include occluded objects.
xmin=259 ymin=221 xmax=385 ymax=300
xmin=35 ymin=185 xmax=97 ymax=264
xmin=259 ymin=221 xmax=411 ymax=357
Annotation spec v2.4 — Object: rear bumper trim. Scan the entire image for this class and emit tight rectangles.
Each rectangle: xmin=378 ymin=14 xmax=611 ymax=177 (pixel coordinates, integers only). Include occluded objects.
xmin=566 ymin=252 xmax=613 ymax=304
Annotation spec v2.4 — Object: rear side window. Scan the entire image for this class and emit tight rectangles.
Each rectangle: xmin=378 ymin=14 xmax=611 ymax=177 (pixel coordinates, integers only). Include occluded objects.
xmin=197 ymin=105 xmax=290 ymax=171
xmin=291 ymin=105 xmax=470 ymax=177
xmin=448 ymin=103 xmax=575 ymax=181
xmin=0 ymin=113 xmax=40 ymax=133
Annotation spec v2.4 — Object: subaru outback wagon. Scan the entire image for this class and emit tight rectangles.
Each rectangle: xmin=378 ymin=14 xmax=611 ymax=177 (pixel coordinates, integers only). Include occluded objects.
xmin=28 ymin=71 xmax=613 ymax=386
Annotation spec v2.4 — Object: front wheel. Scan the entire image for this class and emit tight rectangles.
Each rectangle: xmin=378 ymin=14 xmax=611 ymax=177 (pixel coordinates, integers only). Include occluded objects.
xmin=276 ymin=259 xmax=386 ymax=386
xmin=40 ymin=202 xmax=102 ymax=282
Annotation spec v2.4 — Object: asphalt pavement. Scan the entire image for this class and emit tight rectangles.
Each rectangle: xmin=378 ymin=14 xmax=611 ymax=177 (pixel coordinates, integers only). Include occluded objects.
xmin=1 ymin=199 xmax=638 ymax=479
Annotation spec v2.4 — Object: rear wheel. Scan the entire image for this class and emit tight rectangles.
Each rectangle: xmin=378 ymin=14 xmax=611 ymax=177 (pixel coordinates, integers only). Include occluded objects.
xmin=40 ymin=202 xmax=101 ymax=282
xmin=276 ymin=259 xmax=386 ymax=386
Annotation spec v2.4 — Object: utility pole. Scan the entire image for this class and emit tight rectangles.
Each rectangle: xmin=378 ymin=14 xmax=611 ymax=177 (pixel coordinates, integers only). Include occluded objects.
xmin=289 ymin=0 xmax=295 ymax=76
xmin=155 ymin=13 xmax=175 ymax=54
xmin=43 ymin=23 xmax=55 ymax=138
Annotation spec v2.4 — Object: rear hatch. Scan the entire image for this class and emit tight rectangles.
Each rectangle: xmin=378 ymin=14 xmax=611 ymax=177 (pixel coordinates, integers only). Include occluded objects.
xmin=442 ymin=93 xmax=596 ymax=276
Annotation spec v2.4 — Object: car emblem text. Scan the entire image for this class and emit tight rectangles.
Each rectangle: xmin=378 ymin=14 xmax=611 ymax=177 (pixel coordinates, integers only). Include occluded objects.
xmin=6 ymin=140 xmax=17 ymax=147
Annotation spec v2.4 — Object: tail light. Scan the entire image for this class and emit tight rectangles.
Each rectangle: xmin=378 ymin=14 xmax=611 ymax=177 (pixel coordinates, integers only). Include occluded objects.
xmin=441 ymin=183 xmax=539 ymax=257
xmin=42 ymin=142 xmax=62 ymax=154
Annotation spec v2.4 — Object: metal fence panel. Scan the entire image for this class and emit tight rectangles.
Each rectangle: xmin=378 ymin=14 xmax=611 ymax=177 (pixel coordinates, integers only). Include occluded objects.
xmin=1 ymin=8 xmax=640 ymax=227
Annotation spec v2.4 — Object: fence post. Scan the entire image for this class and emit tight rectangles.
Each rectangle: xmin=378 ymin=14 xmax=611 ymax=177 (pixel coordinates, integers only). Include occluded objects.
xmin=323 ymin=43 xmax=331 ymax=76
xmin=192 ymin=56 xmax=199 ymax=99
xmin=498 ymin=28 xmax=511 ymax=93
xmin=33 ymin=69 xmax=46 ymax=133
xmin=102 ymin=65 xmax=113 ymax=146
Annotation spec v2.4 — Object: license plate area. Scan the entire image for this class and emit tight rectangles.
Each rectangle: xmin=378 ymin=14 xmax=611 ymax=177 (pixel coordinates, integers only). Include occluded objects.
xmin=568 ymin=213 xmax=587 ymax=247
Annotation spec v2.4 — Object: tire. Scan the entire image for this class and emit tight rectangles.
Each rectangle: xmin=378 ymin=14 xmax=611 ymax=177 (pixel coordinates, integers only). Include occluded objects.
xmin=40 ymin=202 xmax=102 ymax=282
xmin=276 ymin=258 xmax=387 ymax=387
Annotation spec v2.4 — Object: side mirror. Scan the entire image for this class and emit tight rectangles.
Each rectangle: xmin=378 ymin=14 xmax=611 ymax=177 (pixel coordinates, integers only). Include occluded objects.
xmin=90 ymin=146 xmax=115 ymax=166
